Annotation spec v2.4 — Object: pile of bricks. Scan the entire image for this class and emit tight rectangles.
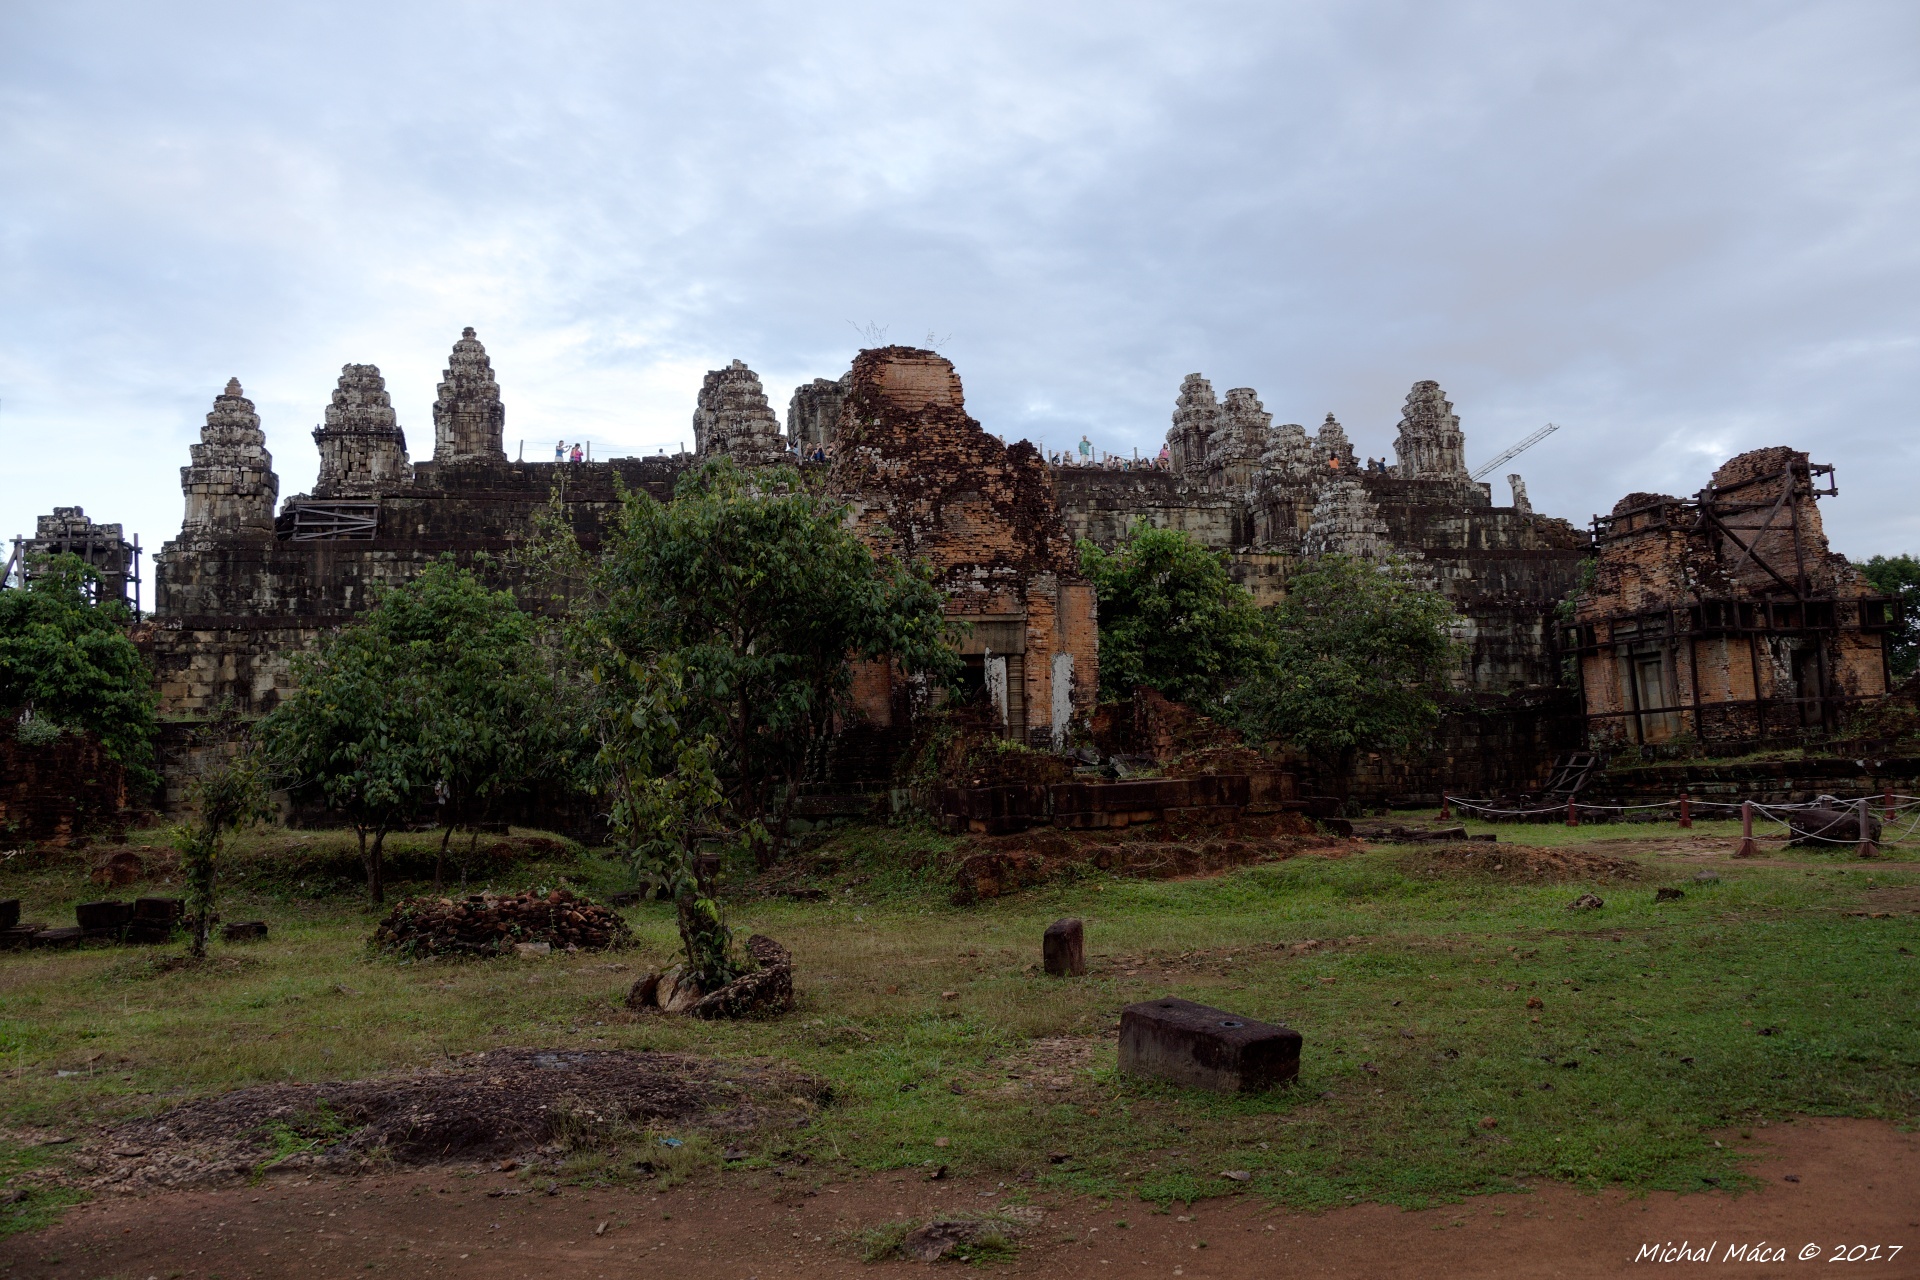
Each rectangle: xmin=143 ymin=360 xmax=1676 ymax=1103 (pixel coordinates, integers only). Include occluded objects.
xmin=371 ymin=887 xmax=631 ymax=957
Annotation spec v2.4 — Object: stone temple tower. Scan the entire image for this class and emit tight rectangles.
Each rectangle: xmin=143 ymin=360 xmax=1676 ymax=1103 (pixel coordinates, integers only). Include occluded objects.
xmin=1206 ymin=387 xmax=1273 ymax=493
xmin=313 ymin=364 xmax=411 ymax=497
xmin=180 ymin=378 xmax=279 ymax=537
xmin=693 ymin=360 xmax=787 ymax=464
xmin=1391 ymin=381 xmax=1469 ymax=480
xmin=1166 ymin=374 xmax=1221 ymax=476
xmin=432 ymin=327 xmax=506 ymax=464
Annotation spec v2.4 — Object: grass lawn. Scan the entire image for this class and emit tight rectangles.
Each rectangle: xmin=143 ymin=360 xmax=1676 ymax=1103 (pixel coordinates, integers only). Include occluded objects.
xmin=2 ymin=818 xmax=1916 ymax=1236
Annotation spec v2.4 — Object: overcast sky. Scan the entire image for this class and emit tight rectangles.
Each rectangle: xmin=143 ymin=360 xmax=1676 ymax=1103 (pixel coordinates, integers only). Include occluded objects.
xmin=3 ymin=1 xmax=1916 ymax=573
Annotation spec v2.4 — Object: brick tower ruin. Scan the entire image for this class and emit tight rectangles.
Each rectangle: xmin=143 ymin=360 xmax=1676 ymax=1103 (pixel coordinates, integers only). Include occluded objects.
xmin=1568 ymin=446 xmax=1895 ymax=746
xmin=830 ymin=346 xmax=1098 ymax=748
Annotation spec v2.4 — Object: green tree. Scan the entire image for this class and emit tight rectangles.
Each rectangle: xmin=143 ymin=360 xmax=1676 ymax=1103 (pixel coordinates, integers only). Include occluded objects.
xmin=0 ymin=553 xmax=158 ymax=789
xmin=364 ymin=560 xmax=581 ymax=889
xmin=171 ymin=711 xmax=272 ymax=959
xmin=258 ymin=621 xmax=426 ymax=904
xmin=262 ymin=560 xmax=571 ymax=902
xmin=575 ymin=460 xmax=956 ymax=864
xmin=597 ymin=655 xmax=740 ymax=989
xmin=1857 ymin=554 xmax=1920 ymax=680
xmin=1232 ymin=554 xmax=1458 ymax=778
xmin=1077 ymin=524 xmax=1267 ymax=710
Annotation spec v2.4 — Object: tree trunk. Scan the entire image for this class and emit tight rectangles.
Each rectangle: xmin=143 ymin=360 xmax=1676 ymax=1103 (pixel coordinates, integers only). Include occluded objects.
xmin=435 ymin=824 xmax=453 ymax=892
xmin=367 ymin=827 xmax=387 ymax=904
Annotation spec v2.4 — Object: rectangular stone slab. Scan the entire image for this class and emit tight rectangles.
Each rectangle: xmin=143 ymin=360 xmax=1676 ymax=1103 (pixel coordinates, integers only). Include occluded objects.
xmin=1119 ymin=998 xmax=1301 ymax=1093
xmin=74 ymin=900 xmax=132 ymax=931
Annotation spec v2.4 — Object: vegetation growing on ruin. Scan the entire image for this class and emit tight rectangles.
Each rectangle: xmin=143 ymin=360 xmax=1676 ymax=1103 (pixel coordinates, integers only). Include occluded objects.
xmin=1078 ymin=525 xmax=1267 ymax=712
xmin=1857 ymin=553 xmax=1920 ymax=679
xmin=0 ymin=552 xmax=158 ymax=788
xmin=1232 ymin=553 xmax=1458 ymax=766
xmin=568 ymin=459 xmax=958 ymax=865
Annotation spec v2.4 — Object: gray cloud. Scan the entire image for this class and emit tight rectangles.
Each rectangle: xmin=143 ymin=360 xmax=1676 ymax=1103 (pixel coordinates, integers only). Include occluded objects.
xmin=2 ymin=0 xmax=1916 ymax=564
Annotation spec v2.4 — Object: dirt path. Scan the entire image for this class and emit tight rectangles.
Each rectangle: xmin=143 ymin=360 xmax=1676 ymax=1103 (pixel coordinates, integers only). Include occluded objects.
xmin=8 ymin=1118 xmax=1915 ymax=1278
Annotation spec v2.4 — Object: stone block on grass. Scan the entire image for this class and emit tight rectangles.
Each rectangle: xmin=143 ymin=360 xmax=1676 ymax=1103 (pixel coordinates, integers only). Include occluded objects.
xmin=75 ymin=900 xmax=133 ymax=932
xmin=1042 ymin=918 xmax=1085 ymax=977
xmin=1119 ymin=997 xmax=1301 ymax=1093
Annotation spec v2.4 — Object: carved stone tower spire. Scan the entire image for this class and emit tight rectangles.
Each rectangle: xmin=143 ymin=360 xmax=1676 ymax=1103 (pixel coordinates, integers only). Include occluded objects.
xmin=180 ymin=378 xmax=278 ymax=536
xmin=1391 ymin=381 xmax=1469 ymax=480
xmin=432 ymin=327 xmax=506 ymax=463
xmin=313 ymin=364 xmax=411 ymax=496
xmin=693 ymin=360 xmax=786 ymax=463
xmin=1207 ymin=387 xmax=1273 ymax=493
xmin=1166 ymin=374 xmax=1221 ymax=476
xmin=1314 ymin=412 xmax=1357 ymax=473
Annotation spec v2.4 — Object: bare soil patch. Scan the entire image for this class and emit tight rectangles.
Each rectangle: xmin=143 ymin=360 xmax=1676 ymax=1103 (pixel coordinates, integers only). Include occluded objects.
xmin=69 ymin=1048 xmax=828 ymax=1191
xmin=10 ymin=1117 xmax=1915 ymax=1279
xmin=954 ymin=817 xmax=1348 ymax=902
xmin=1403 ymin=842 xmax=1645 ymax=883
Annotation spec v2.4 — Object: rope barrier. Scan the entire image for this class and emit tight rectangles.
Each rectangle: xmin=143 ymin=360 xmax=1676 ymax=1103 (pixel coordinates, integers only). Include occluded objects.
xmin=1439 ymin=787 xmax=1920 ymax=846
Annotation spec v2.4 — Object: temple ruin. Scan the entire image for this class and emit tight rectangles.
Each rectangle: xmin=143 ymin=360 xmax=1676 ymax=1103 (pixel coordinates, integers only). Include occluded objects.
xmin=6 ymin=507 xmax=142 ymax=609
xmin=830 ymin=347 xmax=1098 ymax=749
xmin=27 ymin=320 xmax=1896 ymax=815
xmin=1566 ymin=447 xmax=1896 ymax=746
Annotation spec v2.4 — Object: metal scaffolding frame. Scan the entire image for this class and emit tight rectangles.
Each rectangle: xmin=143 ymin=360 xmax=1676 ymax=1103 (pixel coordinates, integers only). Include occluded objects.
xmin=1563 ymin=458 xmax=1899 ymax=745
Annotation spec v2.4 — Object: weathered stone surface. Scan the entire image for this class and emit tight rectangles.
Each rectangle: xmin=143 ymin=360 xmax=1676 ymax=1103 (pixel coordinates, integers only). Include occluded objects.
xmin=1042 ymin=917 xmax=1085 ymax=977
xmin=693 ymin=360 xmax=786 ymax=463
xmin=1167 ymin=373 xmax=1221 ymax=476
xmin=21 ymin=506 xmax=143 ymax=606
xmin=1303 ymin=474 xmax=1394 ymax=560
xmin=1392 ymin=380 xmax=1469 ymax=481
xmin=75 ymin=900 xmax=134 ymax=932
xmin=1314 ymin=412 xmax=1357 ymax=472
xmin=431 ymin=328 xmax=506 ymax=464
xmin=181 ymin=381 xmax=278 ymax=539
xmin=1118 ymin=997 xmax=1301 ymax=1093
xmin=312 ymin=364 xmax=411 ymax=497
xmin=787 ymin=375 xmax=849 ymax=455
xmin=1205 ymin=387 xmax=1271 ymax=493
xmin=0 ymin=735 xmax=141 ymax=846
xmin=1786 ymin=804 xmax=1881 ymax=846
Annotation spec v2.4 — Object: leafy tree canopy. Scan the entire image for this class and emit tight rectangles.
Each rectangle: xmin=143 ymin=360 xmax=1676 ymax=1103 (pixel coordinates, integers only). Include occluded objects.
xmin=1078 ymin=524 xmax=1267 ymax=711
xmin=1231 ymin=554 xmax=1458 ymax=763
xmin=1857 ymin=554 xmax=1920 ymax=680
xmin=0 ymin=552 xmax=158 ymax=787
xmin=575 ymin=459 xmax=956 ymax=861
xmin=259 ymin=558 xmax=568 ymax=901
